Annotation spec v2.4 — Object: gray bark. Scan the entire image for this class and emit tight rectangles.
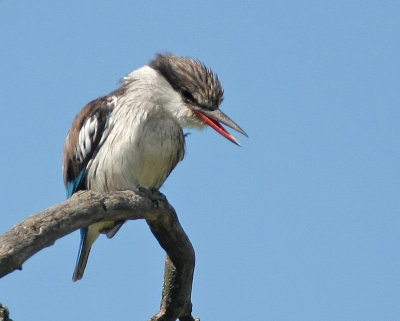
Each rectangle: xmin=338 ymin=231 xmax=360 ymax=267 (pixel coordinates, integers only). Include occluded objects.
xmin=0 ymin=190 xmax=198 ymax=321
xmin=0 ymin=304 xmax=12 ymax=321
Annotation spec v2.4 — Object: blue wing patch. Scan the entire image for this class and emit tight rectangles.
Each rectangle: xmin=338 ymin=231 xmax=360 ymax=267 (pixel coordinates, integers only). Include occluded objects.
xmin=66 ymin=169 xmax=86 ymax=198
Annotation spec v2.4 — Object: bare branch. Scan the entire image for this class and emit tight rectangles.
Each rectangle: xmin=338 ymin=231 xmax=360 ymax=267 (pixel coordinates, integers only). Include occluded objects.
xmin=0 ymin=190 xmax=197 ymax=321
xmin=0 ymin=304 xmax=12 ymax=321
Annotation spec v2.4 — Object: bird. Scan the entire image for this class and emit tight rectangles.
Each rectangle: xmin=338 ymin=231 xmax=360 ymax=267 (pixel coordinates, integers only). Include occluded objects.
xmin=62 ymin=53 xmax=247 ymax=281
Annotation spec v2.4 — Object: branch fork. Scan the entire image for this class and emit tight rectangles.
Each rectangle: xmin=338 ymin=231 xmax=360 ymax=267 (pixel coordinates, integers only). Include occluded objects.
xmin=0 ymin=190 xmax=198 ymax=321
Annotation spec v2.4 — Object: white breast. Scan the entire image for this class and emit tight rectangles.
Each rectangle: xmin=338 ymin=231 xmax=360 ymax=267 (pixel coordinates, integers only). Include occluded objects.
xmin=86 ymin=67 xmax=185 ymax=192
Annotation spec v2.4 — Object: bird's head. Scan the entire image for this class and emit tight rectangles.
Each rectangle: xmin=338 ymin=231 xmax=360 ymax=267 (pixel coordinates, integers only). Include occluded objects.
xmin=150 ymin=53 xmax=247 ymax=146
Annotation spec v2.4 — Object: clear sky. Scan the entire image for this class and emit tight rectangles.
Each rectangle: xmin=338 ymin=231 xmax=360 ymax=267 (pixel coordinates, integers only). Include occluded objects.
xmin=1 ymin=1 xmax=399 ymax=320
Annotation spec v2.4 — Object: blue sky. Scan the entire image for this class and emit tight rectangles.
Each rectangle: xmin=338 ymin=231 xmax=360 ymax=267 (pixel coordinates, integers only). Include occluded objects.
xmin=1 ymin=1 xmax=399 ymax=320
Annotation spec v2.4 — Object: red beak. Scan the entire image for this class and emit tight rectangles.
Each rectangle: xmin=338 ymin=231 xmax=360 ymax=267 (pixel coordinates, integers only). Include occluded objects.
xmin=191 ymin=107 xmax=248 ymax=146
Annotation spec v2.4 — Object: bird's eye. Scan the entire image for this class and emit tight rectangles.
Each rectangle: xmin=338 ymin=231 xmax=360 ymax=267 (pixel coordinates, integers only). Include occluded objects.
xmin=181 ymin=90 xmax=195 ymax=103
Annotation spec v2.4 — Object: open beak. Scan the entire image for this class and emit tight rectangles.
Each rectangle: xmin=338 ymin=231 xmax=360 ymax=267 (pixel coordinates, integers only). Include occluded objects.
xmin=191 ymin=107 xmax=248 ymax=146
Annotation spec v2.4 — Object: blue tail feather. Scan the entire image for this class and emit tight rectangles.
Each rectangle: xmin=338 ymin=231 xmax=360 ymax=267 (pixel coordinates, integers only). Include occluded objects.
xmin=66 ymin=169 xmax=88 ymax=281
xmin=72 ymin=227 xmax=90 ymax=281
xmin=76 ymin=227 xmax=88 ymax=266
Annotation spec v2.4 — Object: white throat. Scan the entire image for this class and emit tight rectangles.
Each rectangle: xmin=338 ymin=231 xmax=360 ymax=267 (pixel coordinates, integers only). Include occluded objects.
xmin=122 ymin=66 xmax=206 ymax=130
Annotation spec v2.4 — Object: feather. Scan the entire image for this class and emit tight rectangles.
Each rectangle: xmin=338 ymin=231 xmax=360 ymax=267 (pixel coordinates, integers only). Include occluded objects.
xmin=62 ymin=92 xmax=120 ymax=189
xmin=66 ymin=170 xmax=85 ymax=198
xmin=63 ymin=92 xmax=119 ymax=281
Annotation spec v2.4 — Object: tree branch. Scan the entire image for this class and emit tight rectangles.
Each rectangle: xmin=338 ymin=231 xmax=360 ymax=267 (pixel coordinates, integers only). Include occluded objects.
xmin=0 ymin=304 xmax=12 ymax=321
xmin=0 ymin=190 xmax=197 ymax=321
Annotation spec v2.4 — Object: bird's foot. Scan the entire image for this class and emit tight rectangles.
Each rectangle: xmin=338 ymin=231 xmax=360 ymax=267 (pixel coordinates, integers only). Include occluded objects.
xmin=138 ymin=187 xmax=166 ymax=208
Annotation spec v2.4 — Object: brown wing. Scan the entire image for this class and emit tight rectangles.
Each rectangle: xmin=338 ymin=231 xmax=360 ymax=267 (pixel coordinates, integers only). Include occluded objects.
xmin=62 ymin=95 xmax=113 ymax=194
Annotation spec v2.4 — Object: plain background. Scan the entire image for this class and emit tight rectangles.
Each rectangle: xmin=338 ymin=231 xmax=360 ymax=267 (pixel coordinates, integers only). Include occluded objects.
xmin=1 ymin=1 xmax=399 ymax=320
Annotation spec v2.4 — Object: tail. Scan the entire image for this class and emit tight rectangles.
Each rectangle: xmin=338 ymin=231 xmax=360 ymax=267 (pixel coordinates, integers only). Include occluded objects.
xmin=72 ymin=227 xmax=99 ymax=281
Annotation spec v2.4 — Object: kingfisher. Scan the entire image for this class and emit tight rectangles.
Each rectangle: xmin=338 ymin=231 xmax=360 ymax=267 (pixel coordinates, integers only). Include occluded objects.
xmin=62 ymin=53 xmax=247 ymax=281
